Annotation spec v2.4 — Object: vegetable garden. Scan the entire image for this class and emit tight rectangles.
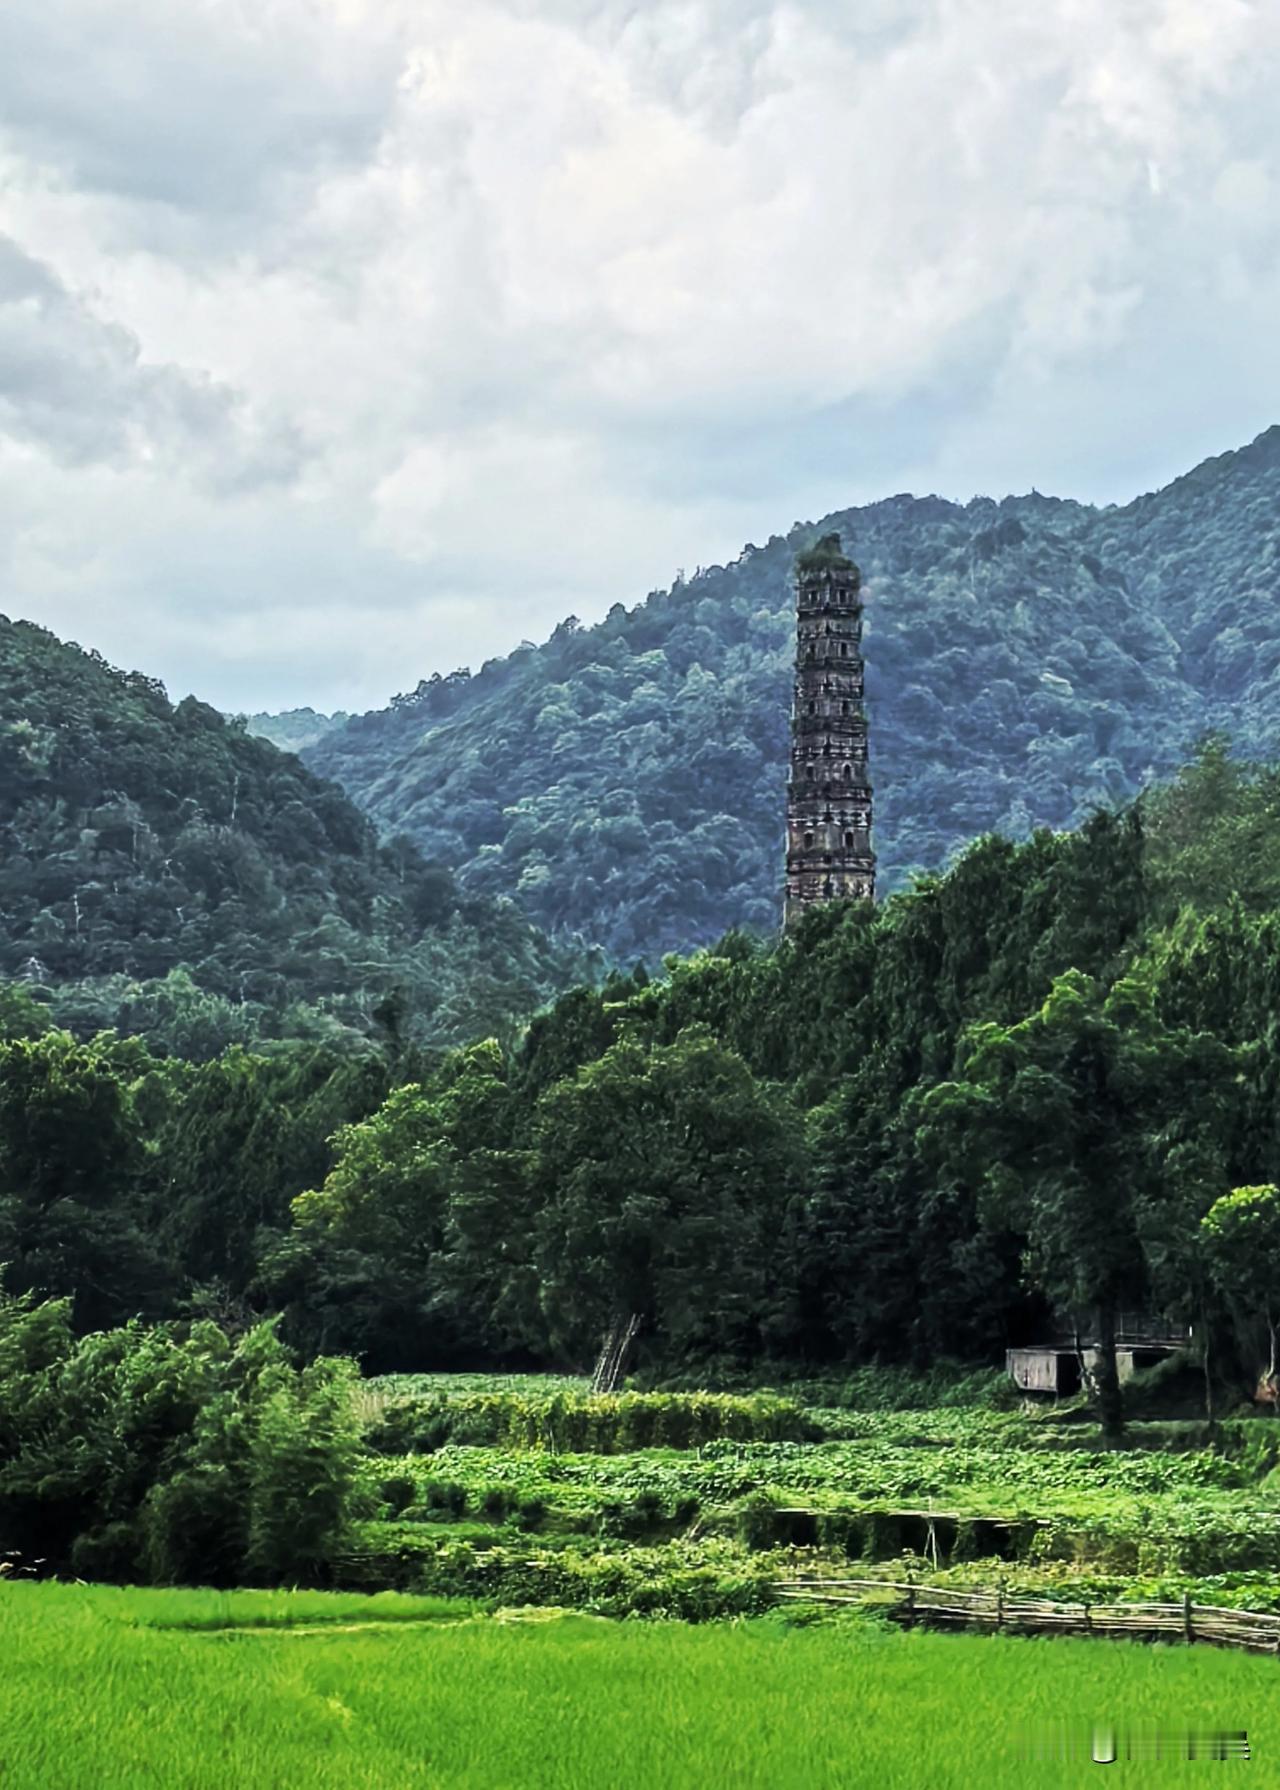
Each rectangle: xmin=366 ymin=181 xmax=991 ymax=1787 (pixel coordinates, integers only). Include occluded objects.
xmin=341 ymin=1374 xmax=1280 ymax=1619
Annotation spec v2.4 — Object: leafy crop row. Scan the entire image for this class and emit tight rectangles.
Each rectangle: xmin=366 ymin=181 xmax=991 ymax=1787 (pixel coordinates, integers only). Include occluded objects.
xmin=364 ymin=1391 xmax=816 ymax=1456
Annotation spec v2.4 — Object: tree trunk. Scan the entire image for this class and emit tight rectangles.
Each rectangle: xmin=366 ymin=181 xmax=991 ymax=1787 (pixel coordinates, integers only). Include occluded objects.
xmin=1200 ymin=1304 xmax=1216 ymax=1434
xmin=591 ymin=1312 xmax=641 ymax=1395
xmin=1093 ymin=1300 xmax=1125 ymax=1443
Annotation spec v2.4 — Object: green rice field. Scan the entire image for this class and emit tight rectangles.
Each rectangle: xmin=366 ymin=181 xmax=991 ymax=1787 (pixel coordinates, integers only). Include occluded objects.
xmin=0 ymin=1581 xmax=1274 ymax=1788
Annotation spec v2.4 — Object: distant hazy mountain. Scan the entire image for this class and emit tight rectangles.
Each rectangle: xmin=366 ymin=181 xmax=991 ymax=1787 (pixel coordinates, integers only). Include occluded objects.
xmin=246 ymin=708 xmax=350 ymax=754
xmin=303 ymin=426 xmax=1280 ymax=964
xmin=0 ymin=619 xmax=594 ymax=1048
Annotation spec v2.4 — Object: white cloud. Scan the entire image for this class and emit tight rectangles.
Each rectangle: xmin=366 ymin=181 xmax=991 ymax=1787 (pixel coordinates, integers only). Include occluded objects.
xmin=0 ymin=234 xmax=302 ymax=486
xmin=0 ymin=0 xmax=404 ymax=221
xmin=0 ymin=0 xmax=1276 ymax=709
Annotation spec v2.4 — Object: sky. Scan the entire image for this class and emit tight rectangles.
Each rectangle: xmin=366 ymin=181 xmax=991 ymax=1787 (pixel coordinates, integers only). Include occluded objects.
xmin=1 ymin=0 xmax=1277 ymax=714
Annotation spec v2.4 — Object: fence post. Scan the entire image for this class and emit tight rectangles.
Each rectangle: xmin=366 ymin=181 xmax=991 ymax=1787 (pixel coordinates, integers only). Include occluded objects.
xmin=1184 ymin=1593 xmax=1194 ymax=1646
xmin=1083 ymin=1602 xmax=1091 ymax=1636
xmin=906 ymin=1568 xmax=916 ymax=1623
xmin=996 ymin=1585 xmax=1004 ymax=1632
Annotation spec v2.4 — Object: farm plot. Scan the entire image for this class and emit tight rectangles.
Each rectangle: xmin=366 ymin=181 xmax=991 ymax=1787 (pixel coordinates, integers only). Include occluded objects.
xmin=345 ymin=1379 xmax=1280 ymax=1615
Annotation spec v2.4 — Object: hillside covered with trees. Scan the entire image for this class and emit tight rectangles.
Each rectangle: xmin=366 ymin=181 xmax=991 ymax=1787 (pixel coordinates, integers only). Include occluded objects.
xmin=0 ymin=619 xmax=596 ymax=1055
xmin=303 ymin=426 xmax=1280 ymax=962
xmin=4 ymin=745 xmax=1280 ymax=1435
xmin=247 ymin=708 xmax=351 ymax=755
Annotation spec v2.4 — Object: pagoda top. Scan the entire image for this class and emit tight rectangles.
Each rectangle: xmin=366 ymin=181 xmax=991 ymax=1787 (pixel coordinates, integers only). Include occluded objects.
xmin=794 ymin=532 xmax=860 ymax=587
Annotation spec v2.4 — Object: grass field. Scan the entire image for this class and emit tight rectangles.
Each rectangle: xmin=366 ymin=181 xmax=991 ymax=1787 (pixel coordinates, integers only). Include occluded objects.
xmin=9 ymin=1374 xmax=1273 ymax=1785
xmin=0 ymin=1581 xmax=1274 ymax=1788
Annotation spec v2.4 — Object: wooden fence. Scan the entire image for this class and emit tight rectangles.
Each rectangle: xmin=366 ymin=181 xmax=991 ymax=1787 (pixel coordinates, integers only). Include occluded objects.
xmin=772 ymin=1576 xmax=1280 ymax=1653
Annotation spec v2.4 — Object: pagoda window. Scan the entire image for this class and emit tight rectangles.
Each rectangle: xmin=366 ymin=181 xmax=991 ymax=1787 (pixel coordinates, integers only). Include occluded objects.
xmin=804 ymin=832 xmax=814 ymax=848
xmin=842 ymin=763 xmax=852 ymax=780
xmin=844 ymin=831 xmax=855 ymax=848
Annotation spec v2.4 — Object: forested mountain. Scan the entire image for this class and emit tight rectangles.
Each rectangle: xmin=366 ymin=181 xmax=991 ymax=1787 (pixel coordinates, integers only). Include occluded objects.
xmin=246 ymin=708 xmax=349 ymax=754
xmin=0 ymin=619 xmax=595 ymax=1053
xmin=303 ymin=425 xmax=1280 ymax=963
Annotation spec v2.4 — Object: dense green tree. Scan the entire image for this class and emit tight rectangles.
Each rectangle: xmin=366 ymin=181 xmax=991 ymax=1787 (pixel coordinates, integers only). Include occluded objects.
xmin=919 ymin=969 xmax=1240 ymax=1435
xmin=5 ymin=744 xmax=1280 ymax=1384
xmin=525 ymin=1028 xmax=805 ymax=1366
xmin=1201 ymin=1185 xmax=1280 ymax=1398
xmin=263 ymin=1042 xmax=519 ymax=1366
xmin=0 ymin=983 xmax=52 ymax=1042
xmin=0 ymin=1293 xmax=360 ymax=1585
xmin=0 ymin=1032 xmax=169 ymax=1328
xmin=1144 ymin=739 xmax=1280 ymax=916
xmin=151 ymin=1045 xmax=392 ymax=1295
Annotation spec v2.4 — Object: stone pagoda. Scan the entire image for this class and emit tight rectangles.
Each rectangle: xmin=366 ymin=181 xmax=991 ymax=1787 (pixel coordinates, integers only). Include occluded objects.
xmin=784 ymin=532 xmax=875 ymax=925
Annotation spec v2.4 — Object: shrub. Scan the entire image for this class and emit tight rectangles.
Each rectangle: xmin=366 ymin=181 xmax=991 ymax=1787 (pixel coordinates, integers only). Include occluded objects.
xmin=423 ymin=1481 xmax=468 ymax=1519
xmin=735 ymin=1491 xmax=784 ymax=1551
xmin=598 ymin=1499 xmax=629 ymax=1539
xmin=861 ymin=1513 xmax=901 ymax=1561
xmin=396 ymin=1540 xmax=778 ymax=1621
xmin=364 ymin=1397 xmax=451 ymax=1455
xmin=598 ymin=1490 xmax=668 ymax=1541
xmin=815 ymin=1511 xmax=856 ymax=1552
xmin=361 ymin=1390 xmax=814 ymax=1456
xmin=634 ymin=1490 xmax=665 ymax=1529
xmin=244 ymin=1366 xmax=357 ymax=1582
xmin=380 ymin=1475 xmax=418 ymax=1516
xmin=0 ymin=1296 xmax=362 ymax=1588
xmin=1216 ymin=1420 xmax=1280 ymax=1482
xmin=515 ymin=1496 xmax=546 ymax=1532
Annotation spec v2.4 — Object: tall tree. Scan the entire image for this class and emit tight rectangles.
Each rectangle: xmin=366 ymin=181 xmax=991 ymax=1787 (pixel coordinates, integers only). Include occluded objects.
xmin=1201 ymin=1185 xmax=1280 ymax=1403
xmin=527 ymin=1027 xmax=806 ymax=1367
xmin=920 ymin=968 xmax=1239 ymax=1437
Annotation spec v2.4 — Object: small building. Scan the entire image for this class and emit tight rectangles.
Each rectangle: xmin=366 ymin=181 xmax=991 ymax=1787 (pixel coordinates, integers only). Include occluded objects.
xmin=1006 ymin=1314 xmax=1190 ymax=1396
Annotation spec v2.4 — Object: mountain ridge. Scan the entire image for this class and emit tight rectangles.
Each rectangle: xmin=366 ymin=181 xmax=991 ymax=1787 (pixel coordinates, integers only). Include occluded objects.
xmin=296 ymin=426 xmax=1280 ymax=961
xmin=0 ymin=617 xmax=594 ymax=1051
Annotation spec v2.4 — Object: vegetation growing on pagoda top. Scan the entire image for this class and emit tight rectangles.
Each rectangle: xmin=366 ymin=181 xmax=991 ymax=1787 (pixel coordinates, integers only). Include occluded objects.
xmin=794 ymin=532 xmax=859 ymax=578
